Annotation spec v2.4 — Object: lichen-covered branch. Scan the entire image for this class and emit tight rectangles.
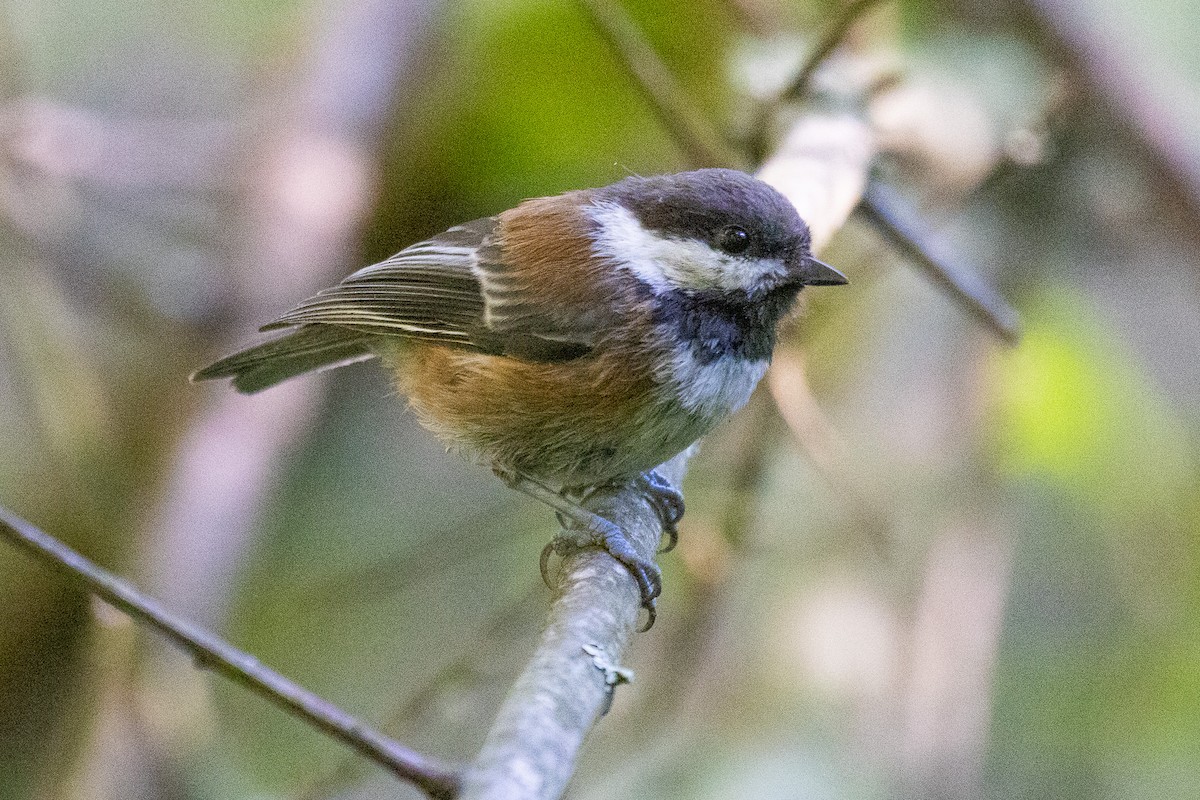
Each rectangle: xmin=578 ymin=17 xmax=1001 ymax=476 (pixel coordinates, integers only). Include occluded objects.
xmin=457 ymin=454 xmax=690 ymax=800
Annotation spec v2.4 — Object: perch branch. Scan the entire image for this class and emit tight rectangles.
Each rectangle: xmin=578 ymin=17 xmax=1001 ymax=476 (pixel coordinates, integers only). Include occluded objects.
xmin=0 ymin=505 xmax=460 ymax=800
xmin=458 ymin=454 xmax=690 ymax=800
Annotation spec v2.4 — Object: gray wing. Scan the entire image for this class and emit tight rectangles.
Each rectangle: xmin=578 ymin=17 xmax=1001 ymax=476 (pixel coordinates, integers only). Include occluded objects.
xmin=193 ymin=217 xmax=593 ymax=394
xmin=261 ymin=218 xmax=495 ymax=347
xmin=263 ymin=216 xmax=595 ymax=360
xmin=190 ymin=324 xmax=376 ymax=393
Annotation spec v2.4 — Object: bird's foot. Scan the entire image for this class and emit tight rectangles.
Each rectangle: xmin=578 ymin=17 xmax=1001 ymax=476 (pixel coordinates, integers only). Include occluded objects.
xmin=495 ymin=466 xmax=661 ymax=629
xmin=539 ymin=513 xmax=662 ymax=631
xmin=633 ymin=470 xmax=686 ymax=553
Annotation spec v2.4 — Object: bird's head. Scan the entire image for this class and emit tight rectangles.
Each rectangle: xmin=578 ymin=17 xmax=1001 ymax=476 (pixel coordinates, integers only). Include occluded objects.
xmin=587 ymin=168 xmax=846 ymax=297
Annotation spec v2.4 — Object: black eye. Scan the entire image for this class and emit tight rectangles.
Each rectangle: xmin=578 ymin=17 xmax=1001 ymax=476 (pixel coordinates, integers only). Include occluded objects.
xmin=717 ymin=225 xmax=750 ymax=254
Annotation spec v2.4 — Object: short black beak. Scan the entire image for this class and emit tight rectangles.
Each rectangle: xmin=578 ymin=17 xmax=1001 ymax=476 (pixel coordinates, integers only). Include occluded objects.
xmin=799 ymin=257 xmax=849 ymax=286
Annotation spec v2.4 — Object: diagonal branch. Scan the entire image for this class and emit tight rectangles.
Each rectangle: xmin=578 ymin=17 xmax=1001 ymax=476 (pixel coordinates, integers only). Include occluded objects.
xmin=0 ymin=505 xmax=461 ymax=800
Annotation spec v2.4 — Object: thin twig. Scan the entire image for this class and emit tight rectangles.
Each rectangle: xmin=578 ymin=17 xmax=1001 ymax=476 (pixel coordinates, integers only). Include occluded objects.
xmin=780 ymin=0 xmax=888 ymax=103
xmin=858 ymin=182 xmax=1022 ymax=344
xmin=0 ymin=505 xmax=461 ymax=800
xmin=577 ymin=0 xmax=745 ymax=170
xmin=747 ymin=0 xmax=887 ymax=162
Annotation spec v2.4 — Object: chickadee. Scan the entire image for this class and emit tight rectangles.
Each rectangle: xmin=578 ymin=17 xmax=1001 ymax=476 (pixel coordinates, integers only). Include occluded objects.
xmin=194 ymin=168 xmax=846 ymax=626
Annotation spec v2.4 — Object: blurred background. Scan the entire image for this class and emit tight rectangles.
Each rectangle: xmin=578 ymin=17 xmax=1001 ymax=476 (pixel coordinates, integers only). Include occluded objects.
xmin=2 ymin=0 xmax=1199 ymax=798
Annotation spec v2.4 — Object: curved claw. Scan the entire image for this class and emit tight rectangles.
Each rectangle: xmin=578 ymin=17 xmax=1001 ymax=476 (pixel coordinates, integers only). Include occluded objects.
xmin=573 ymin=514 xmax=663 ymax=626
xmin=619 ymin=555 xmax=660 ymax=631
xmin=640 ymin=471 xmax=685 ymax=521
xmin=500 ymin=465 xmax=667 ymax=630
xmin=658 ymin=525 xmax=678 ymax=554
xmin=540 ymin=528 xmax=661 ymax=619
xmin=638 ymin=599 xmax=657 ymax=632
xmin=637 ymin=470 xmax=685 ymax=554
xmin=591 ymin=519 xmax=661 ymax=602
xmin=622 ymin=556 xmax=662 ymax=606
xmin=539 ymin=541 xmax=557 ymax=589
xmin=653 ymin=490 xmax=686 ymax=527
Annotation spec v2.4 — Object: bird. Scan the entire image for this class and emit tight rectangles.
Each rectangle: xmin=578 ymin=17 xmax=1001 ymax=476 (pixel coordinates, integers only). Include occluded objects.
xmin=193 ymin=168 xmax=847 ymax=627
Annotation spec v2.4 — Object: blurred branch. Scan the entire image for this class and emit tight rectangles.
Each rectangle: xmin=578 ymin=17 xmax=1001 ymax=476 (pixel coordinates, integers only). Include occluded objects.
xmin=147 ymin=0 xmax=445 ymax=630
xmin=767 ymin=350 xmax=892 ymax=554
xmin=716 ymin=0 xmax=790 ymax=37
xmin=1013 ymin=0 xmax=1200 ymax=228
xmin=747 ymin=0 xmax=887 ymax=161
xmin=578 ymin=0 xmax=870 ymax=244
xmin=51 ymin=0 xmax=448 ymax=794
xmin=898 ymin=523 xmax=1013 ymax=797
xmin=0 ymin=506 xmax=460 ymax=800
xmin=780 ymin=0 xmax=887 ymax=102
xmin=858 ymin=182 xmax=1022 ymax=344
xmin=458 ymin=453 xmax=691 ymax=800
xmin=577 ymin=0 xmax=746 ymax=170
xmin=716 ymin=390 xmax=784 ymax=549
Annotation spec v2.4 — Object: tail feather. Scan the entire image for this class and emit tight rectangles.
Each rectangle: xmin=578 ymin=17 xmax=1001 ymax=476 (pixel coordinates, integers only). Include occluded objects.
xmin=191 ymin=325 xmax=376 ymax=394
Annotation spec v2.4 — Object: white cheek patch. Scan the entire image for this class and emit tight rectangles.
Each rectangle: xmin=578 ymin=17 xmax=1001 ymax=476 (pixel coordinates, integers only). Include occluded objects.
xmin=587 ymin=202 xmax=788 ymax=292
xmin=659 ymin=349 xmax=769 ymax=418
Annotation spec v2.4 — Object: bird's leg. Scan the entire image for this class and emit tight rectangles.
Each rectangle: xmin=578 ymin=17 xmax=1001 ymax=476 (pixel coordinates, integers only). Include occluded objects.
xmin=633 ymin=469 xmax=685 ymax=553
xmin=494 ymin=467 xmax=662 ymax=629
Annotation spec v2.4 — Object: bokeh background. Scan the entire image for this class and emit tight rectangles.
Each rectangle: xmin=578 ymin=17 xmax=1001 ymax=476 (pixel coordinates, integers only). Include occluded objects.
xmin=2 ymin=0 xmax=1199 ymax=798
